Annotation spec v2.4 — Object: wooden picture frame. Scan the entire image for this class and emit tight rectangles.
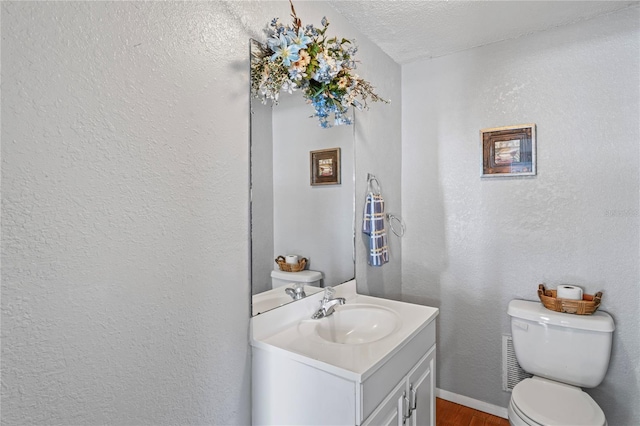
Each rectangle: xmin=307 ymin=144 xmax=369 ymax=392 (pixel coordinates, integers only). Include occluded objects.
xmin=481 ymin=124 xmax=536 ymax=177
xmin=310 ymin=148 xmax=341 ymax=185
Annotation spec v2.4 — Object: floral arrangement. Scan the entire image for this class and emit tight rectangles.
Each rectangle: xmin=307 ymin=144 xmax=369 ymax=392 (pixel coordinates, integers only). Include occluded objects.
xmin=251 ymin=1 xmax=388 ymax=128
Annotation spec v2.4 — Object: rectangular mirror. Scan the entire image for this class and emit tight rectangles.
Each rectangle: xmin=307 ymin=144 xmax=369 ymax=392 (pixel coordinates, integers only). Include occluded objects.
xmin=250 ymin=40 xmax=356 ymax=316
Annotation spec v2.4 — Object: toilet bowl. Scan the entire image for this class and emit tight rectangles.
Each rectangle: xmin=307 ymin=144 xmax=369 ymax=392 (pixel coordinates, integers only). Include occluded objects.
xmin=507 ymin=300 xmax=614 ymax=426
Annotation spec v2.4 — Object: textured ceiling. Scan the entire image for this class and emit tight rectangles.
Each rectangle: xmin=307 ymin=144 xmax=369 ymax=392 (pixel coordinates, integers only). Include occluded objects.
xmin=328 ymin=1 xmax=638 ymax=64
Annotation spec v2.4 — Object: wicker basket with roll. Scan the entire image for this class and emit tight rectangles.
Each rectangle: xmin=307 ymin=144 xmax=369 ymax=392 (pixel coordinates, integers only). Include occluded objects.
xmin=275 ymin=256 xmax=307 ymax=272
xmin=537 ymin=284 xmax=602 ymax=315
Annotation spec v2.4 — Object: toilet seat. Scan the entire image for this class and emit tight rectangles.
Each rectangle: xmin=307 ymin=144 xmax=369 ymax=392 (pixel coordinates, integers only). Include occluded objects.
xmin=509 ymin=397 xmax=543 ymax=426
xmin=511 ymin=377 xmax=606 ymax=426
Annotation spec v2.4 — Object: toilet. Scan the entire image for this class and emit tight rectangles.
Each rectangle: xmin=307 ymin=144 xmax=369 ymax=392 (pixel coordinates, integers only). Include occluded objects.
xmin=270 ymin=269 xmax=323 ymax=289
xmin=507 ymin=300 xmax=615 ymax=426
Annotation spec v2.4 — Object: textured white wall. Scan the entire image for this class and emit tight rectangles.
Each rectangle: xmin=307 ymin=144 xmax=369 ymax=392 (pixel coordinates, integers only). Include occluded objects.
xmin=402 ymin=7 xmax=639 ymax=424
xmin=1 ymin=1 xmax=401 ymax=424
xmin=1 ymin=2 xmax=254 ymax=424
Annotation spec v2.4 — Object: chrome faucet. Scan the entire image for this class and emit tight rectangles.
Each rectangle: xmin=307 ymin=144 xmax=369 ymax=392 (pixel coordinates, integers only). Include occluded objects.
xmin=311 ymin=287 xmax=346 ymax=319
xmin=285 ymin=283 xmax=306 ymax=301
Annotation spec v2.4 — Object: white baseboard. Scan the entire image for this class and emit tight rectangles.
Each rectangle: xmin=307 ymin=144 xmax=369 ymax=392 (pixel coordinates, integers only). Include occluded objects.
xmin=435 ymin=388 xmax=509 ymax=419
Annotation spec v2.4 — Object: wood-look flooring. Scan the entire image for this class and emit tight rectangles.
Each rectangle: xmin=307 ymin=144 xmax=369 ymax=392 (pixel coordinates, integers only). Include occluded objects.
xmin=436 ymin=398 xmax=510 ymax=426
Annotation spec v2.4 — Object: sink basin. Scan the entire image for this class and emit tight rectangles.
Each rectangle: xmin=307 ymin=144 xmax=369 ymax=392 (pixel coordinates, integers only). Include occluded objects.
xmin=310 ymin=304 xmax=401 ymax=344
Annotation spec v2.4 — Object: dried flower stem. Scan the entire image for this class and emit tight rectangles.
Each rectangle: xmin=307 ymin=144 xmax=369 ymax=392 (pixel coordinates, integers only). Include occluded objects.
xmin=289 ymin=0 xmax=301 ymax=31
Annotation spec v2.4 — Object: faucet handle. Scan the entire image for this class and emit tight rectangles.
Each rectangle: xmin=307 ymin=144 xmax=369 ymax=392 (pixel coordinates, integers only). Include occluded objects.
xmin=293 ymin=283 xmax=306 ymax=297
xmin=323 ymin=286 xmax=335 ymax=301
xmin=285 ymin=283 xmax=307 ymax=301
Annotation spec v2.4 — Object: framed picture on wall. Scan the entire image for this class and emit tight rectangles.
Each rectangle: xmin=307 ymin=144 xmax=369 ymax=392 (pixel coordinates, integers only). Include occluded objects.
xmin=310 ymin=148 xmax=341 ymax=185
xmin=481 ymin=124 xmax=536 ymax=177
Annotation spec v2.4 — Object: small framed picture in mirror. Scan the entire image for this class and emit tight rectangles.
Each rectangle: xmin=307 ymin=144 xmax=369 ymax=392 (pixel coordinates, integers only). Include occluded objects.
xmin=310 ymin=148 xmax=341 ymax=185
xmin=481 ymin=124 xmax=536 ymax=177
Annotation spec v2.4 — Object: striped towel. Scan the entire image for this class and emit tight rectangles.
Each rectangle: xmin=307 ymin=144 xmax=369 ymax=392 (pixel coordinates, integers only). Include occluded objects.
xmin=362 ymin=192 xmax=389 ymax=267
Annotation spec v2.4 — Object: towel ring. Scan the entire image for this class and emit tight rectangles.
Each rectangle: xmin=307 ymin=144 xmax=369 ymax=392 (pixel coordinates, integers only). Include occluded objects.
xmin=386 ymin=213 xmax=405 ymax=238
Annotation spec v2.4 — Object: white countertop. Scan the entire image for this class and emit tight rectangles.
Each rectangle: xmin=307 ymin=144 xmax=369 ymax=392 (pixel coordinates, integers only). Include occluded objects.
xmin=250 ymin=281 xmax=439 ymax=382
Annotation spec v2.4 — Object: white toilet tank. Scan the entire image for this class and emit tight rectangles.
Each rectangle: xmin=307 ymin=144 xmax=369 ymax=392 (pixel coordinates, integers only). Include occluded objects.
xmin=507 ymin=300 xmax=615 ymax=388
xmin=271 ymin=270 xmax=323 ymax=289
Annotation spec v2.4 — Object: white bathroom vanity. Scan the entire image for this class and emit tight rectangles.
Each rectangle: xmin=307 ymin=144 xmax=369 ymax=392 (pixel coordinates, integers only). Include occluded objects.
xmin=251 ymin=281 xmax=439 ymax=425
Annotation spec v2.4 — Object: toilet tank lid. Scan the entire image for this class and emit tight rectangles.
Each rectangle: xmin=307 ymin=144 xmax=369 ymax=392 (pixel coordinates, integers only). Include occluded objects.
xmin=271 ymin=270 xmax=323 ymax=282
xmin=508 ymin=300 xmax=614 ymax=332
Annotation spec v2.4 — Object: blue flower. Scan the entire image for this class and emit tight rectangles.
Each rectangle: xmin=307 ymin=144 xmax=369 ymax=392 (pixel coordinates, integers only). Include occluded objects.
xmin=305 ymin=24 xmax=318 ymax=37
xmin=270 ymin=34 xmax=300 ymax=67
xmin=266 ymin=34 xmax=280 ymax=51
xmin=289 ymin=68 xmax=305 ymax=81
xmin=321 ymin=17 xmax=328 ymax=27
xmin=308 ymin=93 xmax=349 ymax=128
xmin=313 ymin=54 xmax=340 ymax=83
xmin=313 ymin=68 xmax=332 ymax=84
xmin=310 ymin=94 xmax=331 ymax=127
xmin=334 ymin=113 xmax=352 ymax=126
xmin=287 ymin=28 xmax=312 ymax=50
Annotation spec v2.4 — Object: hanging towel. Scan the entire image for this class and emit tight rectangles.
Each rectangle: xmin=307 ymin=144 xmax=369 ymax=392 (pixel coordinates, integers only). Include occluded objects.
xmin=362 ymin=192 xmax=389 ymax=267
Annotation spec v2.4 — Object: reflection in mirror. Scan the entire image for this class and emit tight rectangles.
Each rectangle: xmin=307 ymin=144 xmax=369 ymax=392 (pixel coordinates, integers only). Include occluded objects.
xmin=250 ymin=42 xmax=355 ymax=316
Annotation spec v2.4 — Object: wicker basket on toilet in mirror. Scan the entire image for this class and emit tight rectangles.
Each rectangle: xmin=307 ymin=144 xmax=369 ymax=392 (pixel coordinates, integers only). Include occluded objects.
xmin=537 ymin=284 xmax=602 ymax=315
xmin=275 ymin=256 xmax=307 ymax=272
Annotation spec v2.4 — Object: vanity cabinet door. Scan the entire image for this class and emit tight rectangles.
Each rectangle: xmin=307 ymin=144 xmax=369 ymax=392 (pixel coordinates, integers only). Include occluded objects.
xmin=362 ymin=378 xmax=405 ymax=426
xmin=406 ymin=346 xmax=436 ymax=426
xmin=362 ymin=345 xmax=437 ymax=426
